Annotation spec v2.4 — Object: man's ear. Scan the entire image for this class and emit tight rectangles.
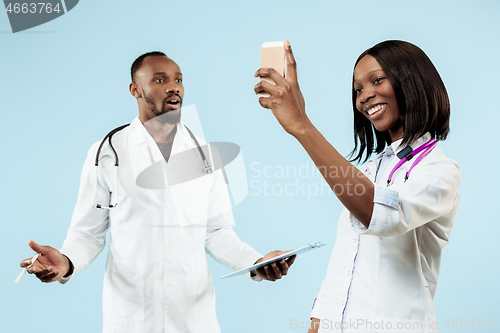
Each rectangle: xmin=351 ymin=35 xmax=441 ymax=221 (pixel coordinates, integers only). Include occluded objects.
xmin=129 ymin=82 xmax=142 ymax=98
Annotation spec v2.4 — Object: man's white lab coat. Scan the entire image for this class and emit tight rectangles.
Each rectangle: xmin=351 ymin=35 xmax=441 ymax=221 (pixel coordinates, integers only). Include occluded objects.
xmin=60 ymin=117 xmax=262 ymax=333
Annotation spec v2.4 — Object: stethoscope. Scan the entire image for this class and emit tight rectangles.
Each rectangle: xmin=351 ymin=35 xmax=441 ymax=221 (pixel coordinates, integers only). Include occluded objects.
xmin=380 ymin=138 xmax=437 ymax=187
xmin=91 ymin=124 xmax=213 ymax=209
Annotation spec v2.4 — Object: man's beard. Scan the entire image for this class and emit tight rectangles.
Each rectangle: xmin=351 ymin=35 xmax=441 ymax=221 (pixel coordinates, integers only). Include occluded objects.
xmin=144 ymin=94 xmax=182 ymax=124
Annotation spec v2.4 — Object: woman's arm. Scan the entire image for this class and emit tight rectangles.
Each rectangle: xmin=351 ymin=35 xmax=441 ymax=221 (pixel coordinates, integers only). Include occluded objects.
xmin=308 ymin=318 xmax=320 ymax=333
xmin=254 ymin=41 xmax=374 ymax=227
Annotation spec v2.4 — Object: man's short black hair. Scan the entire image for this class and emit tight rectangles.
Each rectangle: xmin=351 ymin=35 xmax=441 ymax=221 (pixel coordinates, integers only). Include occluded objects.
xmin=349 ymin=40 xmax=451 ymax=163
xmin=131 ymin=51 xmax=168 ymax=83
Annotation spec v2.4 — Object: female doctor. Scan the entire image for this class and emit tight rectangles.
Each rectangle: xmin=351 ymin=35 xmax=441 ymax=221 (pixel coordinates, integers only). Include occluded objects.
xmin=254 ymin=40 xmax=460 ymax=332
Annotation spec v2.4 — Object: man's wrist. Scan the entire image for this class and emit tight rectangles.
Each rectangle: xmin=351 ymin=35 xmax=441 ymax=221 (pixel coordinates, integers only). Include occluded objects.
xmin=62 ymin=255 xmax=74 ymax=278
xmin=250 ymin=257 xmax=263 ymax=278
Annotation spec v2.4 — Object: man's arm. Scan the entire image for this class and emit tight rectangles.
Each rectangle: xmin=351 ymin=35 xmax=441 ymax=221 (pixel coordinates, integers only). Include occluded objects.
xmin=205 ymin=149 xmax=295 ymax=281
xmin=20 ymin=143 xmax=110 ymax=283
xmin=57 ymin=142 xmax=110 ymax=276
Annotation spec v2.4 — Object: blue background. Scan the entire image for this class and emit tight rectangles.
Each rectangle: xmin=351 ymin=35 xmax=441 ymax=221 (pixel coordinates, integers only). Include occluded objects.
xmin=1 ymin=0 xmax=499 ymax=332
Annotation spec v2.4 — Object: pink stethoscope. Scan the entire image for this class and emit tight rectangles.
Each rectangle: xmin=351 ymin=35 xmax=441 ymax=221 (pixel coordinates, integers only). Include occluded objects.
xmin=385 ymin=138 xmax=437 ymax=186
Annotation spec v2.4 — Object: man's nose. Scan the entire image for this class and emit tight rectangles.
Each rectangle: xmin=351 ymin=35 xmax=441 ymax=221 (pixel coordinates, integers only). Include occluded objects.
xmin=166 ymin=84 xmax=180 ymax=94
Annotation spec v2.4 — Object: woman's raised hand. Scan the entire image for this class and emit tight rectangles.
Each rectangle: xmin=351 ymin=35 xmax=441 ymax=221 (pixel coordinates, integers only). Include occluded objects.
xmin=254 ymin=40 xmax=311 ymax=136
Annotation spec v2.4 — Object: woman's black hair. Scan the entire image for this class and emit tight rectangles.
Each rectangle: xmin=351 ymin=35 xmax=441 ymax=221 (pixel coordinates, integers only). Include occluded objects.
xmin=349 ymin=40 xmax=450 ymax=164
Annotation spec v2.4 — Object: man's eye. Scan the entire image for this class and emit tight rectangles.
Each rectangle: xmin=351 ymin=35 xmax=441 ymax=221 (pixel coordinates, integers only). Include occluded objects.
xmin=355 ymin=88 xmax=362 ymax=95
xmin=154 ymin=78 xmax=165 ymax=83
xmin=176 ymin=79 xmax=182 ymax=83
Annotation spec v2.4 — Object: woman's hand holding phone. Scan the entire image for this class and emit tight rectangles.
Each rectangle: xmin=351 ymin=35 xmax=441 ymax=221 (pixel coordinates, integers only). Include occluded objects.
xmin=254 ymin=40 xmax=310 ymax=137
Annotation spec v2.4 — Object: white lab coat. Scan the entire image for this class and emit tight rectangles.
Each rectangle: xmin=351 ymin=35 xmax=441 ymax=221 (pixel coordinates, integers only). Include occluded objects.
xmin=60 ymin=117 xmax=262 ymax=333
xmin=311 ymin=133 xmax=461 ymax=333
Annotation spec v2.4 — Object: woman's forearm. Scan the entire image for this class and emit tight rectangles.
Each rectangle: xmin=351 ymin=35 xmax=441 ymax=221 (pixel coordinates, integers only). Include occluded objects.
xmin=293 ymin=123 xmax=374 ymax=227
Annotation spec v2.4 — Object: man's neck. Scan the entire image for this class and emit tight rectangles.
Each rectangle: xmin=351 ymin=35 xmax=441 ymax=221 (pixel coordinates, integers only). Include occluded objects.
xmin=141 ymin=117 xmax=178 ymax=143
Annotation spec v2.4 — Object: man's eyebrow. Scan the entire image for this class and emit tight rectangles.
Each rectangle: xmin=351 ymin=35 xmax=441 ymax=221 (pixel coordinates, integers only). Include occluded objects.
xmin=153 ymin=71 xmax=183 ymax=75
xmin=353 ymin=69 xmax=384 ymax=83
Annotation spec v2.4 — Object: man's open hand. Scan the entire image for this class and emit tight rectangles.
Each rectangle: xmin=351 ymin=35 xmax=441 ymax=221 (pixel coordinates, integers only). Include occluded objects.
xmin=20 ymin=240 xmax=71 ymax=283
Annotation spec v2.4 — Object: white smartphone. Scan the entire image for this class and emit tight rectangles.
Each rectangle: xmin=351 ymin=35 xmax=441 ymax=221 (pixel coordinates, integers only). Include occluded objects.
xmin=259 ymin=41 xmax=286 ymax=97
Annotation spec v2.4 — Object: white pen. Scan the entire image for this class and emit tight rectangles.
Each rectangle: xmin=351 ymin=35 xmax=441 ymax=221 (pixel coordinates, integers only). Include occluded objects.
xmin=15 ymin=253 xmax=40 ymax=284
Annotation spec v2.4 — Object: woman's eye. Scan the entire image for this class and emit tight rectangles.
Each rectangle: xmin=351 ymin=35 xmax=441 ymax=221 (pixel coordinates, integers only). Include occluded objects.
xmin=373 ymin=78 xmax=383 ymax=84
xmin=355 ymin=88 xmax=362 ymax=95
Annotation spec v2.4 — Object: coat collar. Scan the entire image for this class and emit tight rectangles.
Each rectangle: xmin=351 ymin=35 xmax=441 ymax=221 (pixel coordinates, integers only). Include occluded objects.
xmin=389 ymin=132 xmax=432 ymax=157
xmin=364 ymin=132 xmax=432 ymax=179
xmin=128 ymin=116 xmax=200 ymax=162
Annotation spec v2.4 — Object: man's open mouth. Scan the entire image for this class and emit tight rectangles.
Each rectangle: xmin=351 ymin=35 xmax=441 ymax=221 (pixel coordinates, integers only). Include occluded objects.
xmin=165 ymin=96 xmax=181 ymax=109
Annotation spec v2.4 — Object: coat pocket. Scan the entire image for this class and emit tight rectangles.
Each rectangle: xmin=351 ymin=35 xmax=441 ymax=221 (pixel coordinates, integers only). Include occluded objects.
xmin=191 ymin=258 xmax=216 ymax=318
xmin=103 ymin=258 xmax=145 ymax=320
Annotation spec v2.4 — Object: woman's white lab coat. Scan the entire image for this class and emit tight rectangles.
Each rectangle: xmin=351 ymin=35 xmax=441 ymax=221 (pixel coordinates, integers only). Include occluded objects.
xmin=310 ymin=133 xmax=461 ymax=333
xmin=60 ymin=117 xmax=262 ymax=333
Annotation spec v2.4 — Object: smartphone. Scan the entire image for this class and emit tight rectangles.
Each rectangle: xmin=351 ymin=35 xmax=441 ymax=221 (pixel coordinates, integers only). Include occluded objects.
xmin=259 ymin=41 xmax=286 ymax=97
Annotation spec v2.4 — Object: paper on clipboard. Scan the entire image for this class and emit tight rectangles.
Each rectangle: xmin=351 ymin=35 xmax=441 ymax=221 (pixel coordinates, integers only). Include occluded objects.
xmin=220 ymin=242 xmax=325 ymax=279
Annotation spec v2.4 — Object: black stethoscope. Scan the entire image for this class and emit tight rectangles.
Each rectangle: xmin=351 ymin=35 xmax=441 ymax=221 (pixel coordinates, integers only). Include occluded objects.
xmin=91 ymin=124 xmax=213 ymax=209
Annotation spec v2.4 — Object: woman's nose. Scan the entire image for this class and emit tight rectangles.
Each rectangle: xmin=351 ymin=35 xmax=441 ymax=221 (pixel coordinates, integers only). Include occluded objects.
xmin=360 ymin=87 xmax=375 ymax=104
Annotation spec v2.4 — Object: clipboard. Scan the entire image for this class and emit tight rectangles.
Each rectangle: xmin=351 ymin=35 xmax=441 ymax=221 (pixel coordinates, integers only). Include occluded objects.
xmin=220 ymin=242 xmax=325 ymax=279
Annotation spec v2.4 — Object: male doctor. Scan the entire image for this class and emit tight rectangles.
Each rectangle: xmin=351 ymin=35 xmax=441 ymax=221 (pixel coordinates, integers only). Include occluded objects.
xmin=20 ymin=51 xmax=295 ymax=333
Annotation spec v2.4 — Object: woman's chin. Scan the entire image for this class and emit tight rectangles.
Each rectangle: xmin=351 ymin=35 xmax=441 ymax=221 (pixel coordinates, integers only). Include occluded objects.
xmin=373 ymin=122 xmax=403 ymax=136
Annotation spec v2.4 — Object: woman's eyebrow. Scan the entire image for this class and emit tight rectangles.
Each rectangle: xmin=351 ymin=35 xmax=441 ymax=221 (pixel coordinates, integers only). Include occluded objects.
xmin=354 ymin=69 xmax=384 ymax=83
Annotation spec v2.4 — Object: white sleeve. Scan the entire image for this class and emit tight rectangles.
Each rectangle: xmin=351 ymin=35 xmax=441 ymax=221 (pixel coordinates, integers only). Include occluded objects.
xmin=59 ymin=143 xmax=111 ymax=280
xmin=204 ymin=159 xmax=263 ymax=281
xmin=351 ymin=158 xmax=461 ymax=237
xmin=205 ymin=226 xmax=263 ymax=281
